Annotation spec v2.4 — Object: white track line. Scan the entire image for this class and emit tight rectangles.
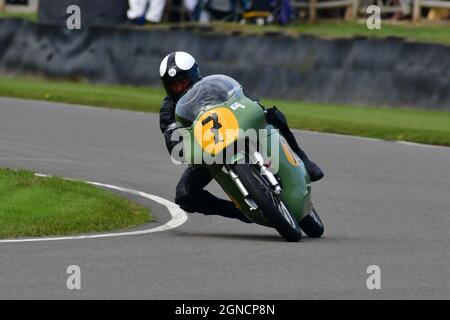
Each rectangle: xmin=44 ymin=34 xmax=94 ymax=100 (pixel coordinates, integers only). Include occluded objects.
xmin=394 ymin=140 xmax=450 ymax=150
xmin=0 ymin=174 xmax=188 ymax=244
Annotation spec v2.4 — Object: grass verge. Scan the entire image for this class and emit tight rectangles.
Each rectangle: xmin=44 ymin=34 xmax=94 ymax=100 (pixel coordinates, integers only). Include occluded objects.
xmin=0 ymin=168 xmax=151 ymax=238
xmin=209 ymin=21 xmax=450 ymax=46
xmin=292 ymin=21 xmax=450 ymax=46
xmin=0 ymin=11 xmax=38 ymax=22
xmin=0 ymin=76 xmax=449 ymax=146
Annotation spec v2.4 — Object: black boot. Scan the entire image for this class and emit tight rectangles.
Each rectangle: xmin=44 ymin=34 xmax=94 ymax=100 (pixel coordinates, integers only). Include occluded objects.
xmin=177 ymin=190 xmax=253 ymax=223
xmin=195 ymin=191 xmax=253 ymax=223
xmin=297 ymin=152 xmax=325 ymax=182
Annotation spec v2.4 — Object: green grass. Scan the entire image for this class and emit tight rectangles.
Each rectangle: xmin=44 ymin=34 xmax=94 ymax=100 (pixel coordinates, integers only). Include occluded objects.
xmin=265 ymin=99 xmax=450 ymax=146
xmin=0 ymin=76 xmax=163 ymax=113
xmin=0 ymin=168 xmax=151 ymax=238
xmin=293 ymin=21 xmax=450 ymax=45
xmin=0 ymin=11 xmax=37 ymax=22
xmin=208 ymin=21 xmax=450 ymax=45
xmin=1 ymin=76 xmax=450 ymax=146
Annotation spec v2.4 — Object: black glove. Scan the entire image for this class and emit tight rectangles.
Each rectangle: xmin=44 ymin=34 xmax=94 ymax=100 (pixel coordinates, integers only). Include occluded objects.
xmin=164 ymin=123 xmax=184 ymax=159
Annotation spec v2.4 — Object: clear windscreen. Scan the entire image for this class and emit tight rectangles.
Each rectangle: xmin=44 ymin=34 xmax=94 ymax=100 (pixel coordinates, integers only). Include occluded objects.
xmin=176 ymin=74 xmax=242 ymax=125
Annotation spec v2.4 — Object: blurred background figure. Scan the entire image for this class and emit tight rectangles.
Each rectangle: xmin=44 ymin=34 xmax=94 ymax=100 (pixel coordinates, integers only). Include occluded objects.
xmin=242 ymin=0 xmax=293 ymax=25
xmin=184 ymin=0 xmax=199 ymax=13
xmin=128 ymin=0 xmax=167 ymax=24
xmin=190 ymin=0 xmax=293 ymax=25
xmin=192 ymin=0 xmax=239 ymax=22
xmin=391 ymin=0 xmax=412 ymax=20
xmin=127 ymin=0 xmax=200 ymax=24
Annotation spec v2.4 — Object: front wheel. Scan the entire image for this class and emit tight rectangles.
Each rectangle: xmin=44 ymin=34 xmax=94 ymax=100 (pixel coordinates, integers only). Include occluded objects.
xmin=233 ymin=164 xmax=302 ymax=242
xmin=299 ymin=207 xmax=324 ymax=238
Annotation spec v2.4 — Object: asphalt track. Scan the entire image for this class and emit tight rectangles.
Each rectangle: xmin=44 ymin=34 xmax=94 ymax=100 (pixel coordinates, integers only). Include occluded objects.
xmin=0 ymin=97 xmax=449 ymax=299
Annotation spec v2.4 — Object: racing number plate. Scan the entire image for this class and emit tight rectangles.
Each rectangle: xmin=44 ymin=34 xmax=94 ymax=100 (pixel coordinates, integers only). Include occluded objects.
xmin=194 ymin=107 xmax=239 ymax=155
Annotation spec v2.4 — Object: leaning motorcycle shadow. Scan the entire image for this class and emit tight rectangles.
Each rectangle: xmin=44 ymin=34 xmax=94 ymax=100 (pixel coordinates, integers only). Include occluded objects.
xmin=175 ymin=231 xmax=327 ymax=243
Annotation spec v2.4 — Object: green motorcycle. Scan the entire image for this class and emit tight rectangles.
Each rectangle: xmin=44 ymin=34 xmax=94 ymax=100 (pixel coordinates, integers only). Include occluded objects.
xmin=175 ymin=75 xmax=324 ymax=242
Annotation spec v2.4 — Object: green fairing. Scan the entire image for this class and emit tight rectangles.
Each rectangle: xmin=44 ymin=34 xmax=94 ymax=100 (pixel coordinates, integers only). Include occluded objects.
xmin=177 ymin=91 xmax=311 ymax=227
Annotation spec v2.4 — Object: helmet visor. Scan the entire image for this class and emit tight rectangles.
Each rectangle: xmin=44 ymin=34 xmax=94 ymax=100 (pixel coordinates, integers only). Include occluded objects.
xmin=170 ymin=77 xmax=193 ymax=95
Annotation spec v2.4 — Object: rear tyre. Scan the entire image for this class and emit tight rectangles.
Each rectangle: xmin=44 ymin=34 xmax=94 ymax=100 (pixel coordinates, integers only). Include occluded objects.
xmin=299 ymin=207 xmax=324 ymax=238
xmin=233 ymin=164 xmax=302 ymax=242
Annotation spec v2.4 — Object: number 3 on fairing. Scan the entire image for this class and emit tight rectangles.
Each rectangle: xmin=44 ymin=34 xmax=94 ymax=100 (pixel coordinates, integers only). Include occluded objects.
xmin=202 ymin=112 xmax=222 ymax=144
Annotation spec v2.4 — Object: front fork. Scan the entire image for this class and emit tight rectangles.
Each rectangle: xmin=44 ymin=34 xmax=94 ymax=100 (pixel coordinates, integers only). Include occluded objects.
xmin=226 ymin=151 xmax=282 ymax=211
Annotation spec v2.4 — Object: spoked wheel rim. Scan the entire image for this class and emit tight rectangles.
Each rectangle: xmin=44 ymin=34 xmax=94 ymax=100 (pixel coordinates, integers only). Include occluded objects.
xmin=249 ymin=165 xmax=299 ymax=230
xmin=233 ymin=163 xmax=302 ymax=242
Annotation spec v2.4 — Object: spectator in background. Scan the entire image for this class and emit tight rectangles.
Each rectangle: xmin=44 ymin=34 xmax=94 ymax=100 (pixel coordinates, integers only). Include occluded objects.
xmin=391 ymin=0 xmax=412 ymax=20
xmin=128 ymin=0 xmax=166 ymax=23
xmin=184 ymin=0 xmax=200 ymax=13
xmin=127 ymin=0 xmax=199 ymax=24
xmin=193 ymin=0 xmax=266 ymax=22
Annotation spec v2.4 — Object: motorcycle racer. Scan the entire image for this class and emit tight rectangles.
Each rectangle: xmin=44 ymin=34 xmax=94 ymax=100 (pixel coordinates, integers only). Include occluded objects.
xmin=159 ymin=51 xmax=324 ymax=222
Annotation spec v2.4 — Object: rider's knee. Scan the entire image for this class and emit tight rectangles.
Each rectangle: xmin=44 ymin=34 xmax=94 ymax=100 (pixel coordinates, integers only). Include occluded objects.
xmin=266 ymin=106 xmax=288 ymax=132
xmin=175 ymin=189 xmax=196 ymax=212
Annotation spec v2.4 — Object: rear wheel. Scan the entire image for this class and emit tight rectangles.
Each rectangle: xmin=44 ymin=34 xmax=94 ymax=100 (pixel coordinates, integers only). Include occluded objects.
xmin=299 ymin=207 xmax=324 ymax=238
xmin=233 ymin=164 xmax=302 ymax=242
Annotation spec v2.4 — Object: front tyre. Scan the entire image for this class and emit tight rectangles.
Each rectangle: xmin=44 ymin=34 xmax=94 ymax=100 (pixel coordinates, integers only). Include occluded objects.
xmin=233 ymin=164 xmax=302 ymax=242
xmin=299 ymin=207 xmax=324 ymax=238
